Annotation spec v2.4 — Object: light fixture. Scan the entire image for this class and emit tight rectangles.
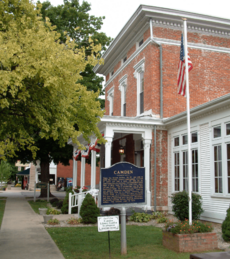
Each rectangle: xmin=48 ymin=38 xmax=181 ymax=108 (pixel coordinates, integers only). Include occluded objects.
xmin=119 ymin=146 xmax=125 ymax=155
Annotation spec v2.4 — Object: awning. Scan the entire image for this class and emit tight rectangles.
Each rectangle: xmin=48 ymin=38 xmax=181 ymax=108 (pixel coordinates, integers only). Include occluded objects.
xmin=16 ymin=168 xmax=30 ymax=176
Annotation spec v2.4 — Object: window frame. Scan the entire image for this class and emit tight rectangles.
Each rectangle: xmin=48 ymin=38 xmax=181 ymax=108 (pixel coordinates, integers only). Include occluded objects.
xmin=119 ymin=75 xmax=127 ymax=117
xmin=172 ymin=131 xmax=200 ymax=194
xmin=107 ymin=87 xmax=114 ymax=116
xmin=133 ymin=59 xmax=145 ymax=116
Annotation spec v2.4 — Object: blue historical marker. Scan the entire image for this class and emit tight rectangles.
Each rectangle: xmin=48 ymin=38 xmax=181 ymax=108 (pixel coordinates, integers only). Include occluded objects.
xmin=100 ymin=162 xmax=145 ymax=207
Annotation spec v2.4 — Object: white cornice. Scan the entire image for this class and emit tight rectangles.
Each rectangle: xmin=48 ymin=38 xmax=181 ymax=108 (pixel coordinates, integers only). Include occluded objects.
xmin=94 ymin=5 xmax=230 ymax=76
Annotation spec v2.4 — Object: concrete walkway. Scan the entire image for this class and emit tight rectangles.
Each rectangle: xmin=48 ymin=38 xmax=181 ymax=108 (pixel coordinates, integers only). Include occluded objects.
xmin=0 ymin=194 xmax=65 ymax=259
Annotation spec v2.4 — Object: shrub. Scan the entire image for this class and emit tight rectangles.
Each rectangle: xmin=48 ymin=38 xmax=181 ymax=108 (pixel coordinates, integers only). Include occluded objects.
xmin=46 ymin=208 xmax=60 ymax=215
xmin=171 ymin=191 xmax=203 ymax=221
xmin=15 ymin=183 xmax=21 ymax=187
xmin=157 ymin=217 xmax=167 ymax=223
xmin=47 ymin=218 xmax=60 ymax=225
xmin=80 ymin=193 xmax=100 ymax=224
xmin=67 ymin=217 xmax=81 ymax=225
xmin=165 ymin=219 xmax=213 ymax=234
xmin=222 ymin=208 xmax=230 ymax=241
xmin=130 ymin=212 xmax=152 ymax=223
xmin=50 ymin=198 xmax=59 ymax=207
xmin=152 ymin=211 xmax=167 ymax=219
xmin=104 ymin=207 xmax=128 ymax=223
xmin=56 ymin=201 xmax=63 ymax=209
xmin=61 ymin=189 xmax=77 ymax=214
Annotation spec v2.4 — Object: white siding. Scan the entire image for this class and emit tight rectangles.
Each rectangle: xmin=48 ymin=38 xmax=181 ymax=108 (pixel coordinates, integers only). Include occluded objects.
xmin=168 ymin=133 xmax=172 ymax=212
xmin=200 ymin=123 xmax=211 ymax=211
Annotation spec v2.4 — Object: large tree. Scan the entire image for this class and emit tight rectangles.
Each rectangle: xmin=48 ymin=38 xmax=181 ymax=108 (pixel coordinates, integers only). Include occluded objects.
xmin=0 ymin=0 xmax=106 ymax=195
xmin=10 ymin=0 xmax=111 ymax=197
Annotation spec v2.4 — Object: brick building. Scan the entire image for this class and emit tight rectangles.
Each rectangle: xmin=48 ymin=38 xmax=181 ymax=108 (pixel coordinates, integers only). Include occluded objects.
xmin=70 ymin=5 xmax=230 ymax=222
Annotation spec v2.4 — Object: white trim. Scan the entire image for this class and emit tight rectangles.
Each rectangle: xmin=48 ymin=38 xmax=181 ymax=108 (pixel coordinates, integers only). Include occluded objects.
xmin=107 ymin=87 xmax=114 ymax=116
xmin=133 ymin=59 xmax=145 ymax=116
xmin=118 ymin=75 xmax=127 ymax=117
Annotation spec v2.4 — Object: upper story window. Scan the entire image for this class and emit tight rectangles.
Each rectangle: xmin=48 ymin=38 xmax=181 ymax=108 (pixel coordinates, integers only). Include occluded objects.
xmin=139 ymin=39 xmax=143 ymax=47
xmin=136 ymin=36 xmax=144 ymax=50
xmin=119 ymin=75 xmax=127 ymax=117
xmin=107 ymin=87 xmax=114 ymax=116
xmin=226 ymin=123 xmax=230 ymax=135
xmin=123 ymin=55 xmax=127 ymax=64
xmin=133 ymin=59 xmax=145 ymax=116
xmin=110 ymin=70 xmax=114 ymax=78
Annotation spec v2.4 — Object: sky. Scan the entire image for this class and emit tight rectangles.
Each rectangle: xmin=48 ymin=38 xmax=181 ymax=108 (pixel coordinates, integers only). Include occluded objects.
xmin=38 ymin=0 xmax=230 ymax=40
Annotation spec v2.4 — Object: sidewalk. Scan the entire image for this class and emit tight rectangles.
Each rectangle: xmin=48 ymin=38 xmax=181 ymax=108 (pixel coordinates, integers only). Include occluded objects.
xmin=0 ymin=194 xmax=65 ymax=259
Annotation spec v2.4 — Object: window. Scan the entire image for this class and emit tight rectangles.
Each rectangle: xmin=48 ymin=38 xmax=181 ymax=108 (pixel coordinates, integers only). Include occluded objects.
xmin=123 ymin=86 xmax=127 ymax=116
xmin=139 ymin=39 xmax=143 ymax=47
xmin=192 ymin=150 xmax=199 ymax=192
xmin=226 ymin=123 xmax=230 ymax=135
xmin=182 ymin=135 xmax=187 ymax=145
xmin=213 ymin=126 xmax=221 ymax=138
xmin=123 ymin=56 xmax=127 ymax=63
xmin=173 ymin=132 xmax=199 ymax=193
xmin=227 ymin=144 xmax=230 ymax=193
xmin=107 ymin=87 xmax=114 ymax=116
xmin=192 ymin=132 xmax=198 ymax=143
xmin=214 ymin=145 xmax=222 ymax=193
xmin=140 ymin=72 xmax=144 ymax=114
xmin=183 ymin=151 xmax=188 ymax=191
xmin=174 ymin=137 xmax=179 ymax=147
xmin=133 ymin=59 xmax=145 ymax=116
xmin=174 ymin=152 xmax=180 ymax=191
xmin=119 ymin=75 xmax=127 ymax=117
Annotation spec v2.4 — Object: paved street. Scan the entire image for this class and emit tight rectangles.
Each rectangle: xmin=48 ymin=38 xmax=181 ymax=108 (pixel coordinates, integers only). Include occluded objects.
xmin=0 ymin=188 xmax=65 ymax=259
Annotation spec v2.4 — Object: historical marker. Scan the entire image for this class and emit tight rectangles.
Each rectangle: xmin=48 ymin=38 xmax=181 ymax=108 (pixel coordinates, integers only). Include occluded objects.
xmin=99 ymin=162 xmax=146 ymax=207
xmin=98 ymin=216 xmax=119 ymax=232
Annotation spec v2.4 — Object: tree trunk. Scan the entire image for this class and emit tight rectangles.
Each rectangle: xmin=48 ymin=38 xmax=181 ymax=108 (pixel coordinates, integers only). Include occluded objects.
xmin=39 ymin=157 xmax=54 ymax=198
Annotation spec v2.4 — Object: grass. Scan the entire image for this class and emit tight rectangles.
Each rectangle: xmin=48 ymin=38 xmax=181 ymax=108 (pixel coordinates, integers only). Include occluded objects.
xmin=0 ymin=200 xmax=6 ymax=227
xmin=47 ymin=225 xmax=203 ymax=259
xmin=28 ymin=200 xmax=49 ymax=214
xmin=0 ymin=197 xmax=7 ymax=200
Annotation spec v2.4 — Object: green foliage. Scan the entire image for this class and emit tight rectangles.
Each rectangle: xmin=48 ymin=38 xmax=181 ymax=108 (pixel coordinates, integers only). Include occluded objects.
xmin=157 ymin=217 xmax=168 ymax=223
xmin=80 ymin=193 xmax=100 ymax=224
xmin=61 ymin=189 xmax=77 ymax=214
xmin=47 ymin=218 xmax=60 ymax=225
xmin=0 ymin=0 xmax=105 ymax=159
xmin=0 ymin=161 xmax=12 ymax=185
xmin=171 ymin=191 xmax=204 ymax=221
xmin=67 ymin=217 xmax=82 ymax=225
xmin=46 ymin=208 xmax=61 ymax=215
xmin=152 ymin=211 xmax=168 ymax=219
xmin=130 ymin=212 xmax=152 ymax=223
xmin=165 ymin=219 xmax=213 ymax=234
xmin=222 ymin=208 xmax=230 ymax=241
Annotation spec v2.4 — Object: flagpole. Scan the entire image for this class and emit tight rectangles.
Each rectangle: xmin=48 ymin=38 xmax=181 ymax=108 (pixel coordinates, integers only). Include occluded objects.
xmin=183 ymin=18 xmax=192 ymax=225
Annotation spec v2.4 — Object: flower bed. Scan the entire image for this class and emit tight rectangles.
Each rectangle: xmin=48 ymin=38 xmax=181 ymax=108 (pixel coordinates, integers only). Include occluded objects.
xmin=163 ymin=220 xmax=218 ymax=253
xmin=162 ymin=231 xmax=218 ymax=253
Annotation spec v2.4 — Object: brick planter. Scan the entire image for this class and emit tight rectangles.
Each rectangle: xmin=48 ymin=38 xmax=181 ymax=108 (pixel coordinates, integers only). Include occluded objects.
xmin=162 ymin=231 xmax=218 ymax=253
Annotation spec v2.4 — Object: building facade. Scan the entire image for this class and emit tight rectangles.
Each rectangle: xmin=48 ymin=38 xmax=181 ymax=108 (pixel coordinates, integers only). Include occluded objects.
xmin=70 ymin=5 xmax=230 ymax=222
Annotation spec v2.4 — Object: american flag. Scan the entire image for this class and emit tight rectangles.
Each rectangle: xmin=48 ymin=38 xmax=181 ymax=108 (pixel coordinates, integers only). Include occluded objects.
xmin=74 ymin=149 xmax=81 ymax=161
xmin=177 ymin=34 xmax=193 ymax=96
xmin=81 ymin=144 xmax=90 ymax=158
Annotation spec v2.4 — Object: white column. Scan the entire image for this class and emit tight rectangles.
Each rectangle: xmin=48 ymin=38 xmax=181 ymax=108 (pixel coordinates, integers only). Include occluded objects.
xmin=73 ymin=146 xmax=77 ymax=189
xmin=104 ymin=137 xmax=113 ymax=168
xmin=80 ymin=157 xmax=85 ymax=189
xmin=91 ymin=150 xmax=96 ymax=189
xmin=143 ymin=139 xmax=151 ymax=208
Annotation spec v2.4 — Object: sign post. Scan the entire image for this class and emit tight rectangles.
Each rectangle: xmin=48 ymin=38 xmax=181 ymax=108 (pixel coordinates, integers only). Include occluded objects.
xmin=35 ymin=182 xmax=49 ymax=202
xmin=99 ymin=162 xmax=146 ymax=255
xmin=98 ymin=215 xmax=119 ymax=258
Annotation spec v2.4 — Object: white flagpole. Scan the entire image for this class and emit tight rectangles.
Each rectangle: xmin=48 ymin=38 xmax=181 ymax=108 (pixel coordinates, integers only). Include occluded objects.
xmin=183 ymin=18 xmax=192 ymax=225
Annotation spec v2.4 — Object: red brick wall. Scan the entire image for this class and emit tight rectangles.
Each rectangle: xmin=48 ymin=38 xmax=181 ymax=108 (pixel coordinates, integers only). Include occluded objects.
xmin=57 ymin=161 xmax=100 ymax=188
xmin=163 ymin=231 xmax=218 ymax=253
xmin=151 ymin=130 xmax=168 ymax=209
xmin=105 ymin=26 xmax=230 ymax=118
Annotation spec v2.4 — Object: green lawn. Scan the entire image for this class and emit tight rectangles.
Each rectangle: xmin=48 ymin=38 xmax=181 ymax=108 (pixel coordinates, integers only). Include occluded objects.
xmin=0 ymin=200 xmax=6 ymax=227
xmin=47 ymin=226 xmax=194 ymax=259
xmin=28 ymin=200 xmax=49 ymax=214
